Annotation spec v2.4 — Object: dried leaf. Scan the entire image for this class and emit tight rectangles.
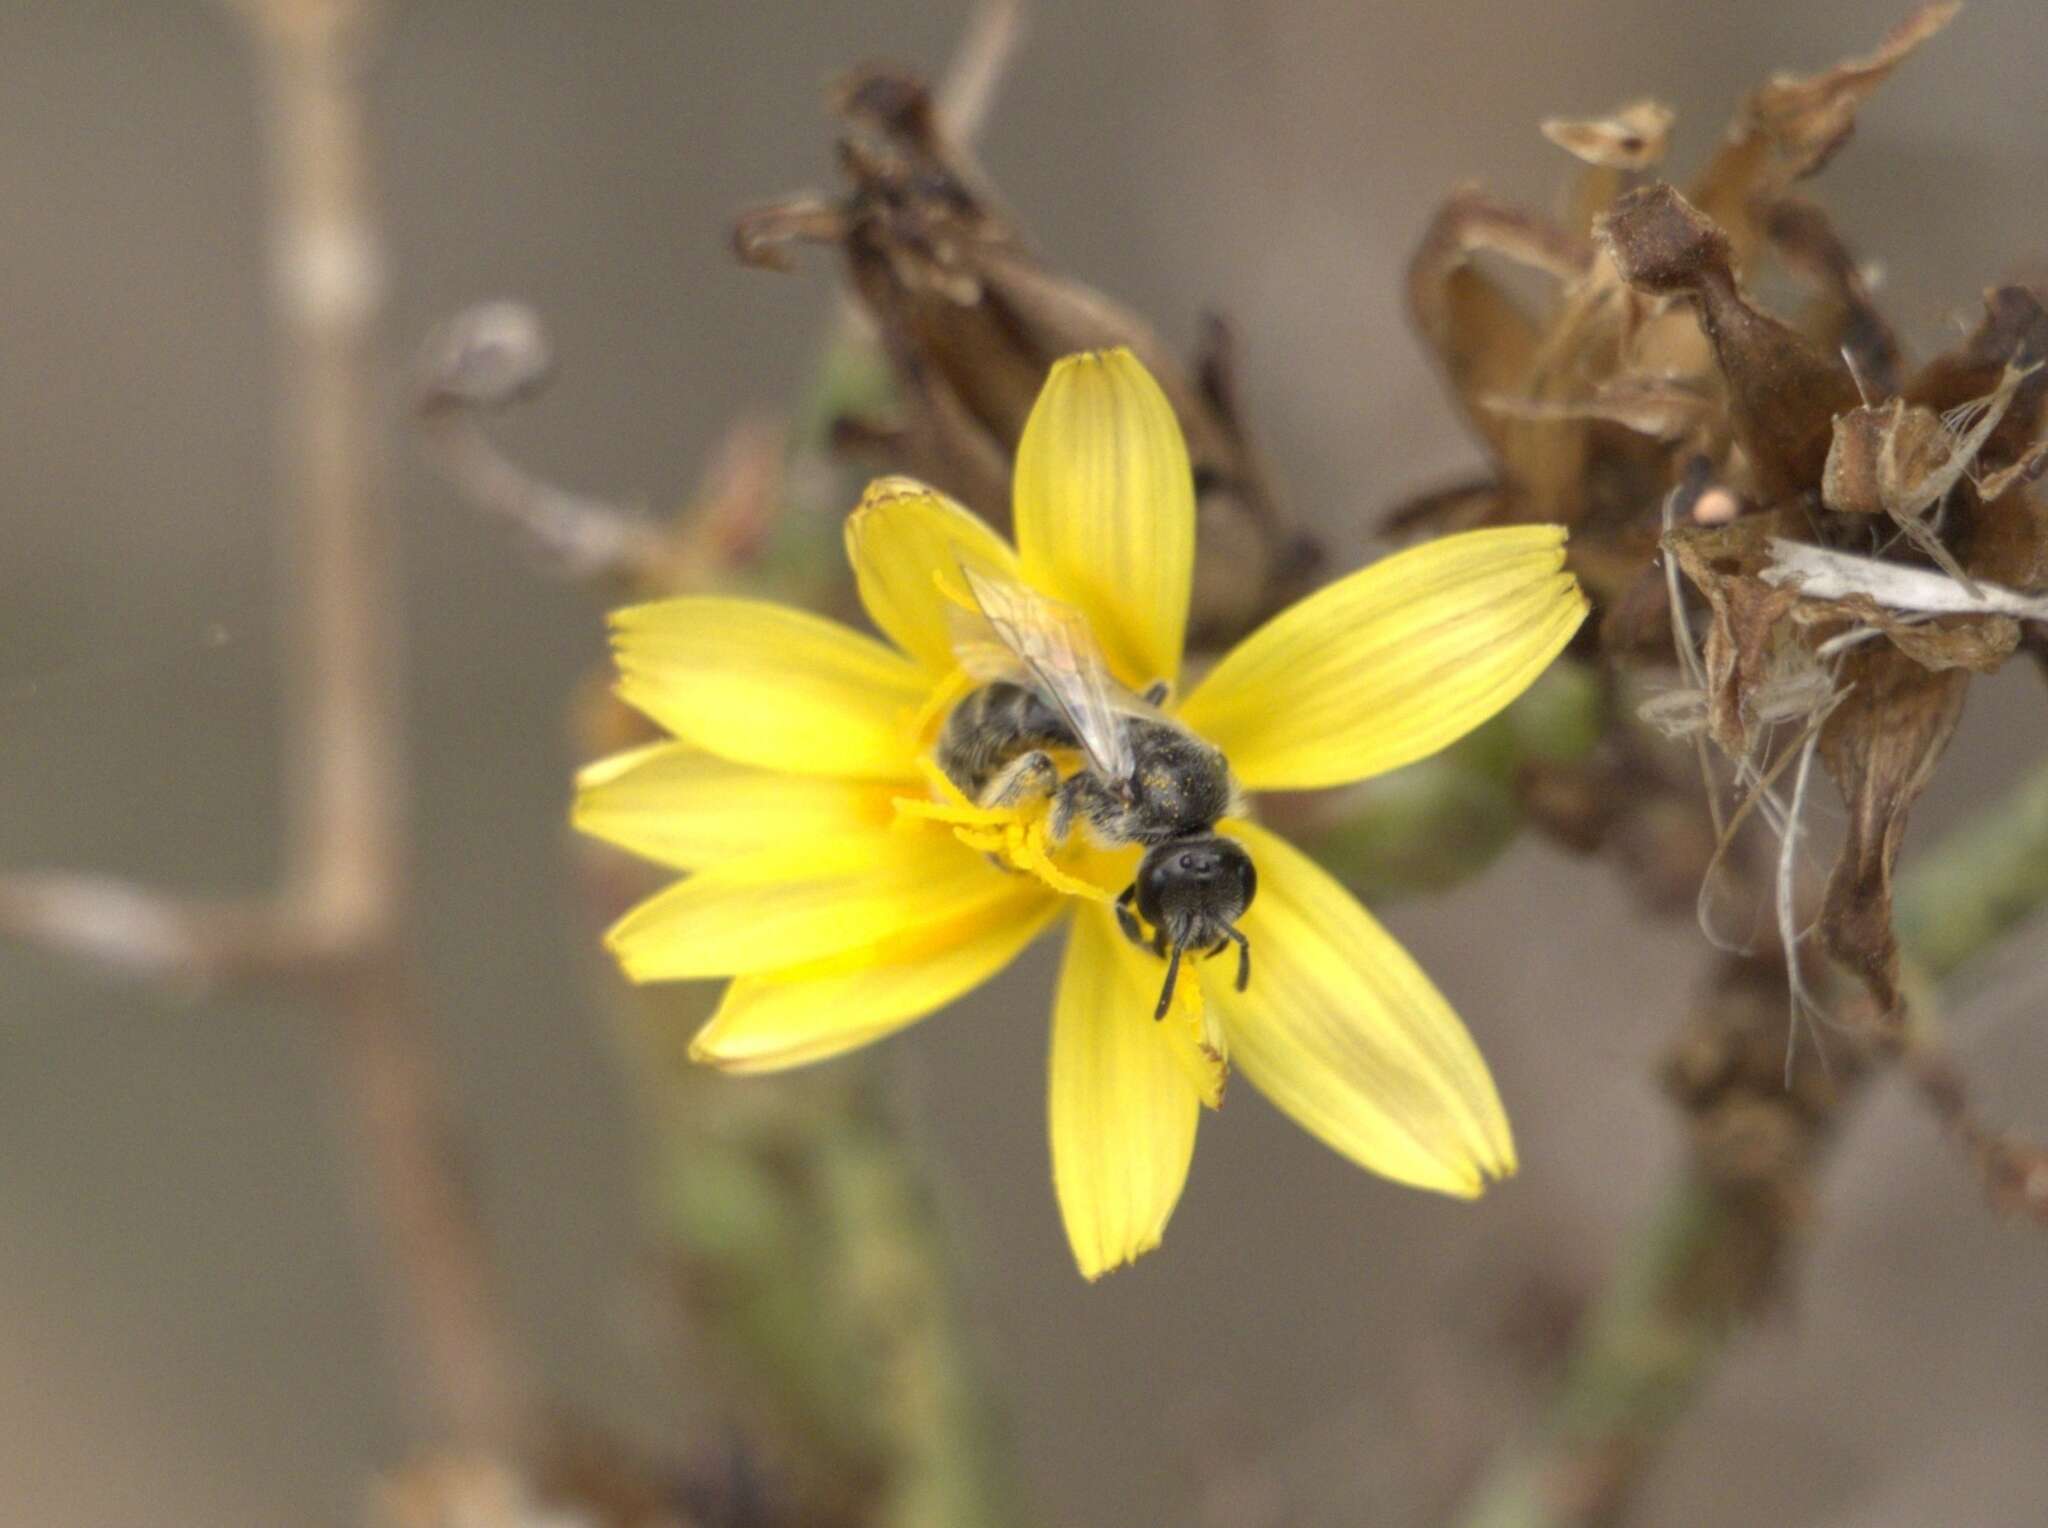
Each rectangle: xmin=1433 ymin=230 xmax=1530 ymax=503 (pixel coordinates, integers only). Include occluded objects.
xmin=1818 ymin=646 xmax=1969 ymax=1014
xmin=1547 ymin=99 xmax=1679 ymax=236
xmin=1806 ymin=599 xmax=2020 ymax=674
xmin=1911 ymin=286 xmax=2048 ymax=436
xmin=1910 ymin=296 xmax=2048 ymax=597
xmin=1744 ymin=2 xmax=1959 ymax=172
xmin=1667 ymin=521 xmax=1805 ymax=756
xmin=1408 ymin=188 xmax=1682 ymax=535
xmin=1409 ymin=191 xmax=1590 ymax=483
xmin=1692 ymin=2 xmax=1961 ymax=265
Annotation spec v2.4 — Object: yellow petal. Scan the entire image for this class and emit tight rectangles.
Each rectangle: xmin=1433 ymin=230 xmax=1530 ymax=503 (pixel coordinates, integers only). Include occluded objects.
xmin=604 ymin=831 xmax=1008 ymax=983
xmin=1177 ymin=526 xmax=1587 ymax=790
xmin=1013 ymin=349 xmax=1195 ymax=690
xmin=689 ymin=889 xmax=1061 ymax=1073
xmin=1048 ymin=903 xmax=1204 ymax=1279
xmin=1206 ymin=822 xmax=1514 ymax=1196
xmin=846 ymin=477 xmax=1022 ymax=674
xmin=611 ymin=597 xmax=928 ymax=780
xmin=573 ymin=742 xmax=898 ymax=871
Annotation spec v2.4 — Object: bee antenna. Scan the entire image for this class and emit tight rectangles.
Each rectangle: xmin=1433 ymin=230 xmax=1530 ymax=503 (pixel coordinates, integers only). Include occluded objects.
xmin=1153 ymin=941 xmax=1184 ymax=1021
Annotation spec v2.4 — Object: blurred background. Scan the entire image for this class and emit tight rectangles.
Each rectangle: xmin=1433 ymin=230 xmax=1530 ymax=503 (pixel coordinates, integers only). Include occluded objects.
xmin=2 ymin=2 xmax=2045 ymax=1524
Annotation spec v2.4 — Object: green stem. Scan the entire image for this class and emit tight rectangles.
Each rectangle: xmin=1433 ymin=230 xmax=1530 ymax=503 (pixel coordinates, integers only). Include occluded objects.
xmin=628 ymin=984 xmax=1031 ymax=1528
xmin=1448 ymin=753 xmax=2048 ymax=1528
xmin=1893 ymin=758 xmax=2048 ymax=983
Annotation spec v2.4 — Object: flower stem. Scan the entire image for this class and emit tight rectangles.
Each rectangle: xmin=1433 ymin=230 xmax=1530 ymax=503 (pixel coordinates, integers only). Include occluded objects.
xmin=1892 ymin=759 xmax=2048 ymax=983
xmin=620 ymin=986 xmax=1032 ymax=1528
xmin=1448 ymin=752 xmax=2048 ymax=1528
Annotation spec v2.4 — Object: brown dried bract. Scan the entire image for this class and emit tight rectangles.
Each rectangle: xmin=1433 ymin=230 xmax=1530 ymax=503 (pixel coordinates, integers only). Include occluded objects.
xmin=1817 ymin=649 xmax=1968 ymax=1014
xmin=1399 ymin=5 xmax=1960 ymax=626
xmin=1692 ymin=1 xmax=1961 ymax=265
xmin=1911 ymin=287 xmax=2048 ymax=492
xmin=1823 ymin=396 xmax=1979 ymax=587
xmin=1542 ymin=99 xmax=1675 ymax=171
xmin=1664 ymin=520 xmax=1804 ymax=758
xmin=1600 ymin=182 xmax=1861 ymax=504
xmin=1401 ymin=187 xmax=1675 ymax=610
xmin=1405 ymin=190 xmax=1599 ymax=516
xmin=1764 ymin=198 xmax=1902 ymax=398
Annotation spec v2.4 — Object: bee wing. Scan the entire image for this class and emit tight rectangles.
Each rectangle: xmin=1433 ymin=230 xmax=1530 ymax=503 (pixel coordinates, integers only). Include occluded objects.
xmin=950 ymin=560 xmax=1136 ymax=783
xmin=942 ymin=605 xmax=1031 ymax=689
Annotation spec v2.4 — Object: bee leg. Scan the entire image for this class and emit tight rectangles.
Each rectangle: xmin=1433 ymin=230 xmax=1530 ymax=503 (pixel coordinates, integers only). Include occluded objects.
xmin=1051 ymin=770 xmax=1122 ymax=847
xmin=1114 ymin=884 xmax=1147 ymax=948
xmin=1140 ymin=681 xmax=1170 ymax=707
xmin=979 ymin=750 xmax=1059 ymax=810
xmin=1221 ymin=925 xmax=1251 ymax=992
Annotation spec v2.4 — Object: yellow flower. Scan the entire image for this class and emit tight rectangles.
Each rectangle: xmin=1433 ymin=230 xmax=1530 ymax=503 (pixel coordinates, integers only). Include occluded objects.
xmin=575 ymin=349 xmax=1588 ymax=1279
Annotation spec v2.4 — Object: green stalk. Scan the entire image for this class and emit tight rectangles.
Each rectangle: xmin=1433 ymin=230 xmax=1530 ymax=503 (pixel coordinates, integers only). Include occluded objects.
xmin=627 ymin=983 xmax=1031 ymax=1528
xmin=1449 ymin=754 xmax=2048 ymax=1528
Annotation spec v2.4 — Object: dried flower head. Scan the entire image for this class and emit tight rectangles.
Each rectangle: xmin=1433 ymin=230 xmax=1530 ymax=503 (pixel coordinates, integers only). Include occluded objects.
xmin=1398 ymin=1 xmax=2047 ymax=1020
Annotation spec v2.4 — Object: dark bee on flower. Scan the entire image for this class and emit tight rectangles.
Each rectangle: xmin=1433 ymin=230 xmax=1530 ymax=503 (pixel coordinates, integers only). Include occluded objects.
xmin=935 ymin=561 xmax=1256 ymax=1019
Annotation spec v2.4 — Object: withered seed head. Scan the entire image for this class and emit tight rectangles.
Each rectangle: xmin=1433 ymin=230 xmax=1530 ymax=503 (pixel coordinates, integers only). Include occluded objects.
xmin=1401 ymin=5 xmax=2039 ymax=1035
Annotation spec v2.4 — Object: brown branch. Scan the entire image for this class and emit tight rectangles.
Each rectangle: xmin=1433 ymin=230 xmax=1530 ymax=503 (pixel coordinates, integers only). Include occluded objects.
xmin=413 ymin=301 xmax=672 ymax=586
xmin=236 ymin=0 xmax=538 ymax=1459
xmin=933 ymin=0 xmax=1026 ymax=143
xmin=0 ymin=879 xmax=304 ymax=985
xmin=1 ymin=0 xmax=535 ymax=1464
xmin=412 ymin=301 xmax=797 ymax=602
xmin=1894 ymin=1034 xmax=2048 ymax=1224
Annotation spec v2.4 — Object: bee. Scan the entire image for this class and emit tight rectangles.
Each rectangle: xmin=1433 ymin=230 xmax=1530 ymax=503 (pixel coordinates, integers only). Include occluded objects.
xmin=936 ymin=561 xmax=1256 ymax=1020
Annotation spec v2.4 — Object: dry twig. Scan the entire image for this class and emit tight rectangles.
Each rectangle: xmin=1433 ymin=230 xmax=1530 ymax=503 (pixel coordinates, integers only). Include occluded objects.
xmin=414 ymin=301 xmax=671 ymax=586
xmin=1 ymin=0 xmax=533 ymax=1463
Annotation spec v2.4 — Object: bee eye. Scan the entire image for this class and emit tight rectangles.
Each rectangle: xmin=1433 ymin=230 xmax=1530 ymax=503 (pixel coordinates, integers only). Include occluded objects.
xmin=1177 ymin=852 xmax=1201 ymax=873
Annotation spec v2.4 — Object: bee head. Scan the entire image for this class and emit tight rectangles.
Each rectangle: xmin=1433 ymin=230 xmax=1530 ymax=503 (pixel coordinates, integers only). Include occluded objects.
xmin=1136 ymin=834 xmax=1256 ymax=953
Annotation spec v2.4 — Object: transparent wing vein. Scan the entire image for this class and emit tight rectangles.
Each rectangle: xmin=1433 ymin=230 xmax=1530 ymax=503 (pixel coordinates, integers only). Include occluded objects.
xmin=952 ymin=560 xmax=1136 ymax=782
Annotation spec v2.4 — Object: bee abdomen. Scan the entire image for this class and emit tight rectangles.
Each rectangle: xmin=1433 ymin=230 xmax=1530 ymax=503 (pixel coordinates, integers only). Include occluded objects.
xmin=936 ymin=682 xmax=1076 ymax=796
